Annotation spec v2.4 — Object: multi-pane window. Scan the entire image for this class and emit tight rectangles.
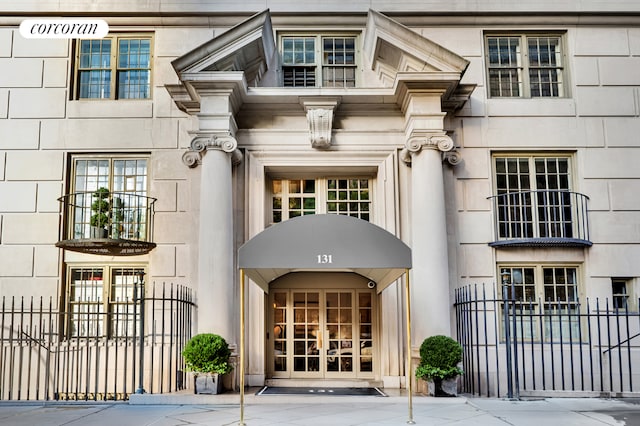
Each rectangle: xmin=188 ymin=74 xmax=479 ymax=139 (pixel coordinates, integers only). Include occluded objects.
xmin=75 ymin=34 xmax=152 ymax=99
xmin=501 ymin=265 xmax=580 ymax=341
xmin=612 ymin=279 xmax=633 ymax=311
xmin=271 ymin=178 xmax=371 ymax=224
xmin=486 ymin=34 xmax=565 ymax=98
xmin=272 ymin=179 xmax=316 ymax=223
xmin=70 ymin=156 xmax=149 ymax=240
xmin=281 ymin=35 xmax=357 ymax=87
xmin=326 ymin=179 xmax=370 ymax=220
xmin=68 ymin=266 xmax=145 ymax=338
xmin=494 ymin=155 xmax=573 ymax=240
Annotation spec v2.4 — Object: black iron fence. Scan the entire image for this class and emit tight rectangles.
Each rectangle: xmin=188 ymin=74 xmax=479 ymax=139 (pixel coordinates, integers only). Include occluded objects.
xmin=0 ymin=283 xmax=194 ymax=401
xmin=455 ymin=284 xmax=640 ymax=398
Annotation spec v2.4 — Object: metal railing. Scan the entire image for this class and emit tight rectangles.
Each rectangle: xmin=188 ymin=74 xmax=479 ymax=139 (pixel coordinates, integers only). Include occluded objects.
xmin=58 ymin=190 xmax=156 ymax=243
xmin=455 ymin=284 xmax=640 ymax=398
xmin=488 ymin=190 xmax=591 ymax=247
xmin=0 ymin=283 xmax=194 ymax=401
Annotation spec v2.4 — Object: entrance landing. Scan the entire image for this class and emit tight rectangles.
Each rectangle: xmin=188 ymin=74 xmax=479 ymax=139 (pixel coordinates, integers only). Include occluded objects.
xmin=256 ymin=386 xmax=386 ymax=396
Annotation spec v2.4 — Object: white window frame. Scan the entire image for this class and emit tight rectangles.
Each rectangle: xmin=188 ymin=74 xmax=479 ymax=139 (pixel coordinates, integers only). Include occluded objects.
xmin=500 ymin=264 xmax=581 ymax=342
xmin=485 ymin=33 xmax=567 ymax=98
xmin=66 ymin=265 xmax=146 ymax=338
xmin=73 ymin=33 xmax=153 ymax=100
xmin=68 ymin=154 xmax=150 ymax=241
xmin=612 ymin=278 xmax=635 ymax=311
xmin=279 ymin=33 xmax=360 ymax=88
xmin=269 ymin=177 xmax=372 ymax=225
xmin=492 ymin=153 xmax=575 ymax=240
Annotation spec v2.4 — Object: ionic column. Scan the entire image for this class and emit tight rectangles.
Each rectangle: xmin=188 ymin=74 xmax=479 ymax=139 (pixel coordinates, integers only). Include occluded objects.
xmin=183 ymin=135 xmax=243 ymax=340
xmin=401 ymin=134 xmax=458 ymax=342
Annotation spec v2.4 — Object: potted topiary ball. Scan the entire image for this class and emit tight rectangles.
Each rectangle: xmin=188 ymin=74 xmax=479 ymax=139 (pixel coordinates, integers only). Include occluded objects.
xmin=415 ymin=335 xmax=463 ymax=397
xmin=182 ymin=333 xmax=232 ymax=394
xmin=90 ymin=187 xmax=111 ymax=238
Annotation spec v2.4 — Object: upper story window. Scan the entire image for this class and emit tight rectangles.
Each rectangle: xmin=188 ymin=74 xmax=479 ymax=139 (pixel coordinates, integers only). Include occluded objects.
xmin=271 ymin=178 xmax=371 ymax=224
xmin=486 ymin=34 xmax=565 ymax=98
xmin=73 ymin=34 xmax=153 ymax=99
xmin=494 ymin=155 xmax=573 ymax=240
xmin=488 ymin=154 xmax=590 ymax=248
xmin=280 ymin=35 xmax=358 ymax=87
xmin=70 ymin=155 xmax=149 ymax=241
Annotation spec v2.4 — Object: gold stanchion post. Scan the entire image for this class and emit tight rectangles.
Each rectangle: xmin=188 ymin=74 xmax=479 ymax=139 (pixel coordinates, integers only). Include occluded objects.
xmin=239 ymin=269 xmax=246 ymax=426
xmin=405 ymin=269 xmax=415 ymax=424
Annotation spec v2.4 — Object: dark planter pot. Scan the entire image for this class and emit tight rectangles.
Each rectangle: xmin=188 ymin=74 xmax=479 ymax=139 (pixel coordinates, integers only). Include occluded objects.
xmin=427 ymin=377 xmax=458 ymax=397
xmin=90 ymin=226 xmax=108 ymax=238
xmin=193 ymin=373 xmax=223 ymax=395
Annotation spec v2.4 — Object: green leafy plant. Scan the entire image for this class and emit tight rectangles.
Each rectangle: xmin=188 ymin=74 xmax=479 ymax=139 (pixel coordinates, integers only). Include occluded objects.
xmin=90 ymin=187 xmax=111 ymax=229
xmin=182 ymin=333 xmax=232 ymax=375
xmin=415 ymin=335 xmax=463 ymax=381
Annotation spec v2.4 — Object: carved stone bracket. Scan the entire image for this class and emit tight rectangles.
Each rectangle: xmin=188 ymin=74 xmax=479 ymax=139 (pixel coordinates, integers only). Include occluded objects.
xmin=182 ymin=134 xmax=243 ymax=168
xmin=301 ymin=97 xmax=340 ymax=149
xmin=400 ymin=134 xmax=456 ymax=166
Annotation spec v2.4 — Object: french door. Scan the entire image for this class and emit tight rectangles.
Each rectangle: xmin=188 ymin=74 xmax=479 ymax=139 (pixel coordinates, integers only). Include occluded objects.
xmin=270 ymin=289 xmax=374 ymax=378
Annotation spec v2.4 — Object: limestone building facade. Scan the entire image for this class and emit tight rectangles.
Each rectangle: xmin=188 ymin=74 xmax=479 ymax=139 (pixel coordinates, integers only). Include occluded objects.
xmin=1 ymin=1 xmax=640 ymax=394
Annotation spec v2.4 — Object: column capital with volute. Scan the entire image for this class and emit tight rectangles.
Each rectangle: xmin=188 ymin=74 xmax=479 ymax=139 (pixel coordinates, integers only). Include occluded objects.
xmin=400 ymin=133 xmax=460 ymax=166
xmin=182 ymin=134 xmax=243 ymax=168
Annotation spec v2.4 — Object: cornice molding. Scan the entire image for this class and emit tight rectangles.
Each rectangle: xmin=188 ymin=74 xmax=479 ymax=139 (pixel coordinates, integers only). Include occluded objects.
xmin=182 ymin=134 xmax=243 ymax=168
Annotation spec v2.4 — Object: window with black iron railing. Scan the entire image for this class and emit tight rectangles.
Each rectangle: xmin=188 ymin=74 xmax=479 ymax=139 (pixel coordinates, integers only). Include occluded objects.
xmin=57 ymin=156 xmax=157 ymax=255
xmin=489 ymin=156 xmax=590 ymax=247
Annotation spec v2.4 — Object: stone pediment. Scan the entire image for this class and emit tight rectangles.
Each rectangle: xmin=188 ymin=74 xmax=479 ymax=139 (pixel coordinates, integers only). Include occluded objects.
xmin=363 ymin=10 xmax=470 ymax=86
xmin=170 ymin=9 xmax=276 ymax=88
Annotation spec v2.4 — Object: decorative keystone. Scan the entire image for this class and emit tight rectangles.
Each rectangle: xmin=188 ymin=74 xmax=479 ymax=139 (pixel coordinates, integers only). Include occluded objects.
xmin=300 ymin=97 xmax=340 ymax=149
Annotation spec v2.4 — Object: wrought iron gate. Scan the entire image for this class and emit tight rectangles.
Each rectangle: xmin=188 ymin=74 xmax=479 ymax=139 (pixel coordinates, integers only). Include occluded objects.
xmin=455 ymin=284 xmax=640 ymax=398
xmin=0 ymin=283 xmax=194 ymax=401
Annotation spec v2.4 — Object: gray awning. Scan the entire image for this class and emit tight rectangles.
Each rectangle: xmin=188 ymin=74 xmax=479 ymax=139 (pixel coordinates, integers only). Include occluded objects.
xmin=238 ymin=214 xmax=412 ymax=293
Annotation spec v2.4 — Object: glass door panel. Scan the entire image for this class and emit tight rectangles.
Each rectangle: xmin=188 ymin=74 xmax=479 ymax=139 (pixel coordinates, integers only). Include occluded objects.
xmin=292 ymin=292 xmax=321 ymax=373
xmin=359 ymin=292 xmax=373 ymax=372
xmin=326 ymin=291 xmax=354 ymax=373
xmin=273 ymin=291 xmax=287 ymax=372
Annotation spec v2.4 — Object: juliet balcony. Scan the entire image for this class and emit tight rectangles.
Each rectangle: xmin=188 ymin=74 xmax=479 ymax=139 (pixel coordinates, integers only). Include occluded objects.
xmin=56 ymin=189 xmax=157 ymax=255
xmin=488 ymin=190 xmax=591 ymax=248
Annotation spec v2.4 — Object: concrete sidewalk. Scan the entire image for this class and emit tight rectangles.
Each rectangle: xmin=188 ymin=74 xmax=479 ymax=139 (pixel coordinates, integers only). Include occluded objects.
xmin=0 ymin=391 xmax=639 ymax=425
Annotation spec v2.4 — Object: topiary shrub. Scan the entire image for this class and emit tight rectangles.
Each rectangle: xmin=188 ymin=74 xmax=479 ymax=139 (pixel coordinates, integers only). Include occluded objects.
xmin=90 ymin=187 xmax=111 ymax=229
xmin=415 ymin=335 xmax=463 ymax=396
xmin=182 ymin=333 xmax=232 ymax=375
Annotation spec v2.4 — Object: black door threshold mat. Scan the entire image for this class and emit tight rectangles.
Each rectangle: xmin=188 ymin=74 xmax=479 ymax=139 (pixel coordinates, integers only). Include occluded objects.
xmin=256 ymin=386 xmax=386 ymax=396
